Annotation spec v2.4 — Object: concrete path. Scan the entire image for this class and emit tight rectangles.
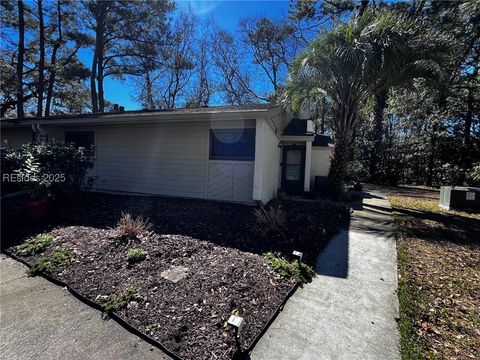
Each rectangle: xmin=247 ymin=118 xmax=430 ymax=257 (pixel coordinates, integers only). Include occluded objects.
xmin=250 ymin=192 xmax=401 ymax=360
xmin=0 ymin=255 xmax=170 ymax=360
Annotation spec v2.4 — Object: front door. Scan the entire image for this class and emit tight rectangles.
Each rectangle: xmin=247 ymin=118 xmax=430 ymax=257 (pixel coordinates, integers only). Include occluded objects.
xmin=281 ymin=145 xmax=305 ymax=195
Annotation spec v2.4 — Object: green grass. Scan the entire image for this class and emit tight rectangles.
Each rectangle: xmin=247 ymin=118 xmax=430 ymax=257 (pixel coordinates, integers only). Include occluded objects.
xmin=265 ymin=251 xmax=316 ymax=283
xmin=27 ymin=247 xmax=74 ymax=276
xmin=16 ymin=234 xmax=55 ymax=256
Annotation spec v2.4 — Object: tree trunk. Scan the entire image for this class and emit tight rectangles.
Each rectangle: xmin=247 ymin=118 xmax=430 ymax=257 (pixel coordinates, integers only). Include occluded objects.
xmin=369 ymin=88 xmax=389 ymax=181
xmin=96 ymin=3 xmax=107 ymax=112
xmin=320 ymin=97 xmax=326 ymax=134
xmin=459 ymin=86 xmax=474 ymax=183
xmin=328 ymin=102 xmax=356 ymax=196
xmin=426 ymin=122 xmax=438 ymax=187
xmin=36 ymin=0 xmax=45 ymax=117
xmin=45 ymin=0 xmax=62 ymax=117
xmin=16 ymin=0 xmax=25 ymax=119
xmin=90 ymin=53 xmax=98 ymax=113
xmin=145 ymin=70 xmax=154 ymax=109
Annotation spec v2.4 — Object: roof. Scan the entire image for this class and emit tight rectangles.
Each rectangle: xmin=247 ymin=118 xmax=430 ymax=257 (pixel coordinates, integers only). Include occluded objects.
xmin=1 ymin=104 xmax=272 ymax=123
xmin=1 ymin=104 xmax=282 ymax=127
xmin=313 ymin=134 xmax=333 ymax=147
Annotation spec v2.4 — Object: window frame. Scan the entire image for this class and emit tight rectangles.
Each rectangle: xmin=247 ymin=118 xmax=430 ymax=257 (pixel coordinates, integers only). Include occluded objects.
xmin=209 ymin=128 xmax=256 ymax=161
xmin=64 ymin=130 xmax=95 ymax=157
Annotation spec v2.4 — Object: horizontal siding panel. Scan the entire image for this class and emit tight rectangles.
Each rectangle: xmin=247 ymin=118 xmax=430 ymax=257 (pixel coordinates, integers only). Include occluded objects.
xmin=97 ymin=184 xmax=205 ymax=198
xmin=95 ymin=164 xmax=205 ymax=175
xmin=96 ymin=171 xmax=205 ymax=183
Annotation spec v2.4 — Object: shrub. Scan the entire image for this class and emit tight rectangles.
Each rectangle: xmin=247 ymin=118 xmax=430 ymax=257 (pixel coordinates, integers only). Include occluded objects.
xmin=27 ymin=247 xmax=74 ymax=276
xmin=127 ymin=248 xmax=147 ymax=264
xmin=16 ymin=234 xmax=55 ymax=256
xmin=98 ymin=286 xmax=139 ymax=314
xmin=253 ymin=204 xmax=286 ymax=233
xmin=115 ymin=212 xmax=153 ymax=238
xmin=3 ymin=141 xmax=94 ymax=200
xmin=265 ymin=251 xmax=316 ymax=283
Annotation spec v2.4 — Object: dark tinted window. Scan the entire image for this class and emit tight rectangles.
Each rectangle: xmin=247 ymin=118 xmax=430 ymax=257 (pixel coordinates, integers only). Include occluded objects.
xmin=65 ymin=131 xmax=95 ymax=156
xmin=210 ymin=129 xmax=255 ymax=161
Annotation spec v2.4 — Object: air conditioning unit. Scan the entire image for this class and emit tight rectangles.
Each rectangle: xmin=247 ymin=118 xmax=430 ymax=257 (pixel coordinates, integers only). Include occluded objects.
xmin=439 ymin=186 xmax=480 ymax=211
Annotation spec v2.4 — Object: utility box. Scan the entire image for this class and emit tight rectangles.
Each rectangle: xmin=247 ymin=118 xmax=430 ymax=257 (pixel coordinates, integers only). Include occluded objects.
xmin=439 ymin=186 xmax=480 ymax=211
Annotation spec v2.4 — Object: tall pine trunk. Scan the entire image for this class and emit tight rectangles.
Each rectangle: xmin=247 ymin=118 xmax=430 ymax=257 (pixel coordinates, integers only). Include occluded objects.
xmin=36 ymin=0 xmax=45 ymax=117
xmin=45 ymin=0 xmax=62 ymax=117
xmin=16 ymin=0 xmax=25 ymax=119
xmin=369 ymin=88 xmax=389 ymax=181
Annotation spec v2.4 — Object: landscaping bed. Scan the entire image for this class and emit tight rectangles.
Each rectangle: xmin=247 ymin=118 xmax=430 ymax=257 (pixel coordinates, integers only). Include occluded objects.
xmin=390 ymin=195 xmax=480 ymax=360
xmin=5 ymin=193 xmax=348 ymax=360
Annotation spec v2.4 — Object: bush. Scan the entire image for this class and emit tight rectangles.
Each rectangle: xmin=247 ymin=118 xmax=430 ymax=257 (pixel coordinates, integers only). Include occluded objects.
xmin=127 ymin=248 xmax=147 ymax=264
xmin=16 ymin=234 xmax=55 ymax=256
xmin=115 ymin=212 xmax=153 ymax=238
xmin=265 ymin=251 xmax=316 ymax=283
xmin=253 ymin=204 xmax=286 ymax=233
xmin=1 ymin=141 xmax=94 ymax=200
xmin=27 ymin=247 xmax=74 ymax=276
xmin=98 ymin=286 xmax=139 ymax=314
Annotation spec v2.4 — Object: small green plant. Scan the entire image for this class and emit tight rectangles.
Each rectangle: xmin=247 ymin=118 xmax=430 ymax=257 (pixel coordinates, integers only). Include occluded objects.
xmin=115 ymin=212 xmax=153 ymax=239
xmin=127 ymin=248 xmax=147 ymax=264
xmin=253 ymin=204 xmax=286 ymax=233
xmin=99 ymin=286 xmax=139 ymax=314
xmin=145 ymin=323 xmax=161 ymax=336
xmin=27 ymin=247 xmax=74 ymax=276
xmin=265 ymin=251 xmax=316 ymax=283
xmin=16 ymin=234 xmax=55 ymax=256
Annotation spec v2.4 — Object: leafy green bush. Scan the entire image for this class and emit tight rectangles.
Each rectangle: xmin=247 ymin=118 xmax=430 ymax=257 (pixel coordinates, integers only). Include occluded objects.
xmin=2 ymin=141 xmax=94 ymax=199
xmin=99 ymin=286 xmax=139 ymax=314
xmin=127 ymin=248 xmax=147 ymax=264
xmin=16 ymin=234 xmax=55 ymax=256
xmin=27 ymin=247 xmax=74 ymax=276
xmin=265 ymin=251 xmax=316 ymax=283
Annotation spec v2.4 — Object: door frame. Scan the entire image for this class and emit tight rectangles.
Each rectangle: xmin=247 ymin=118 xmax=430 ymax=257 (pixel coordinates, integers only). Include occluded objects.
xmin=281 ymin=144 xmax=306 ymax=196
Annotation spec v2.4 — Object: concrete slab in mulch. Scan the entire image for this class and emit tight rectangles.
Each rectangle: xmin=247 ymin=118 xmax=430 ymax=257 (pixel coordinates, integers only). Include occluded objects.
xmin=160 ymin=265 xmax=189 ymax=283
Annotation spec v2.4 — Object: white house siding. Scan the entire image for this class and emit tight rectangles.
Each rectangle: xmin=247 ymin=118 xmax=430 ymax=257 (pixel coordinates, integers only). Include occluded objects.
xmin=93 ymin=122 xmax=208 ymax=198
xmin=310 ymin=147 xmax=332 ymax=184
xmin=253 ymin=118 xmax=281 ymax=204
xmin=1 ymin=118 xmax=259 ymax=203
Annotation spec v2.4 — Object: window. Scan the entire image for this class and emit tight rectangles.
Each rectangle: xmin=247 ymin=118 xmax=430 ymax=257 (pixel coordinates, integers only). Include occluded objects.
xmin=210 ymin=129 xmax=255 ymax=161
xmin=65 ymin=131 xmax=95 ymax=156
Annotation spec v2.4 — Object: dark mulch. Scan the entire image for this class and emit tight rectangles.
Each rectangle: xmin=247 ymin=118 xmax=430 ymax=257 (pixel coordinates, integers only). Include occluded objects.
xmin=3 ymin=193 xmax=348 ymax=360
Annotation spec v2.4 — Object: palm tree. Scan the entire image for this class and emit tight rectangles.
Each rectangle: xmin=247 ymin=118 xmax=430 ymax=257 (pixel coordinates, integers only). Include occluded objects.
xmin=286 ymin=9 xmax=448 ymax=195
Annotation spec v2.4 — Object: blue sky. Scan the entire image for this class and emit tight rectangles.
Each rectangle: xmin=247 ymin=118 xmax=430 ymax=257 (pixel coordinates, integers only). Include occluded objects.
xmin=96 ymin=0 xmax=291 ymax=110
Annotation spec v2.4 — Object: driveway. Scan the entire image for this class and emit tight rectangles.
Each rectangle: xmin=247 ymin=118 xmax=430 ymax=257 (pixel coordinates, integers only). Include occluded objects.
xmin=250 ymin=192 xmax=401 ymax=360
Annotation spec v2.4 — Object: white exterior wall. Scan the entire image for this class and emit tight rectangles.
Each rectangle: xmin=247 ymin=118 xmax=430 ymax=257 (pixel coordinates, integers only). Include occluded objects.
xmin=310 ymin=147 xmax=332 ymax=184
xmin=253 ymin=118 xmax=281 ymax=204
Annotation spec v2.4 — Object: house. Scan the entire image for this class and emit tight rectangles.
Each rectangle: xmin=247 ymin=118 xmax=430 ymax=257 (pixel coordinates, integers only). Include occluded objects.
xmin=1 ymin=105 xmax=332 ymax=204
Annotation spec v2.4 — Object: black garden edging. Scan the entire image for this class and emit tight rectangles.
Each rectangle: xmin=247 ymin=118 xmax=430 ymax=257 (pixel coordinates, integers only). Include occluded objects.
xmin=4 ymin=250 xmax=300 ymax=360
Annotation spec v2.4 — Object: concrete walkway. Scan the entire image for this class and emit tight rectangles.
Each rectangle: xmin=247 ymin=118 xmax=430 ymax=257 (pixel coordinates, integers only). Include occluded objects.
xmin=0 ymin=255 xmax=170 ymax=360
xmin=250 ymin=193 xmax=401 ymax=360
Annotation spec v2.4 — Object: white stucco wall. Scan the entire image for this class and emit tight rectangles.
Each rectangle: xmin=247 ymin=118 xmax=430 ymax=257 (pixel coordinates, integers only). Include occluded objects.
xmin=253 ymin=118 xmax=281 ymax=204
xmin=310 ymin=146 xmax=332 ymax=185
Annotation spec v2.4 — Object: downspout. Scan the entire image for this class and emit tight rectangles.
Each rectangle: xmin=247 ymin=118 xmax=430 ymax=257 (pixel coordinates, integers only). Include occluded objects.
xmin=32 ymin=124 xmax=48 ymax=143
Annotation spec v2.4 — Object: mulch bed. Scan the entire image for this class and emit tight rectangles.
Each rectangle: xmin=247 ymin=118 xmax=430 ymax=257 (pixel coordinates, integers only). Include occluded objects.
xmin=3 ymin=193 xmax=348 ymax=360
